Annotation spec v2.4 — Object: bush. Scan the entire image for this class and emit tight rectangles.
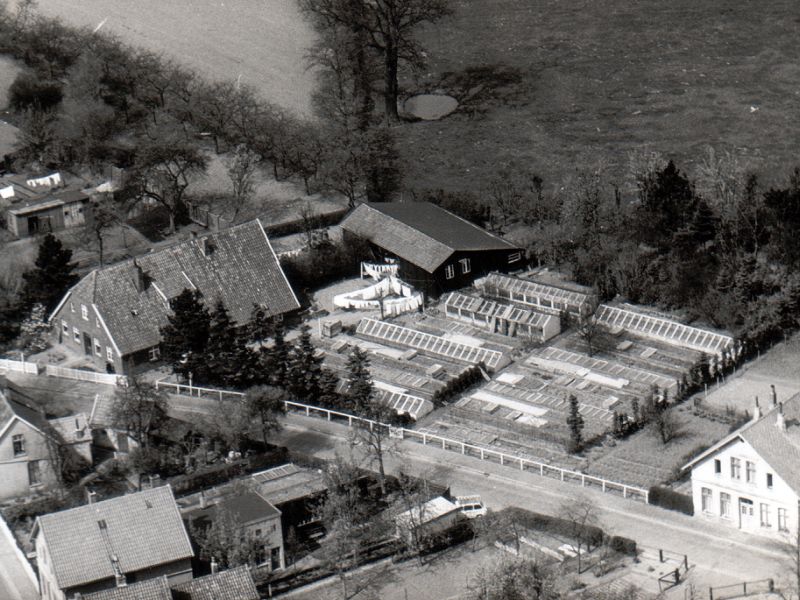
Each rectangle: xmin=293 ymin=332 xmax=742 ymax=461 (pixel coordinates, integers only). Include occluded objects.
xmin=262 ymin=208 xmax=349 ymax=238
xmin=608 ymin=535 xmax=637 ymax=555
xmin=648 ymin=486 xmax=694 ymax=515
xmin=431 ymin=364 xmax=485 ymax=406
xmin=8 ymin=72 xmax=63 ymax=112
xmin=280 ymin=237 xmax=370 ymax=298
xmin=505 ymin=507 xmax=604 ymax=548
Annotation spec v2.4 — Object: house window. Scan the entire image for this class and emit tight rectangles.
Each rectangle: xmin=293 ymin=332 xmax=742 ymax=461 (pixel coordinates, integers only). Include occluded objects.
xmin=106 ymin=346 xmax=114 ymax=362
xmin=714 ymin=459 xmax=721 ymax=474
xmin=28 ymin=460 xmax=41 ymax=486
xmin=701 ymin=487 xmax=712 ymax=513
xmin=73 ymin=327 xmax=80 ymax=344
xmin=459 ymin=258 xmax=471 ymax=274
xmin=269 ymin=523 xmax=276 ymax=533
xmin=62 ymin=320 xmax=68 ymax=335
xmin=94 ymin=338 xmax=102 ymax=357
xmin=779 ymin=508 xmax=789 ymax=532
xmin=445 ymin=264 xmax=455 ymax=280
xmin=730 ymin=457 xmax=741 ymax=480
xmin=148 ymin=347 xmax=161 ymax=361
xmin=767 ymin=473 xmax=773 ymax=489
xmin=255 ymin=529 xmax=262 ymax=538
xmin=12 ymin=434 xmax=25 ymax=457
xmin=720 ymin=492 xmax=731 ymax=518
xmin=508 ymin=251 xmax=522 ymax=264
xmin=96 ymin=316 xmax=101 ymax=328
xmin=70 ymin=302 xmax=75 ymax=313
xmin=746 ymin=461 xmax=756 ymax=483
xmin=81 ymin=304 xmax=88 ymax=320
xmin=760 ymin=503 xmax=771 ymax=527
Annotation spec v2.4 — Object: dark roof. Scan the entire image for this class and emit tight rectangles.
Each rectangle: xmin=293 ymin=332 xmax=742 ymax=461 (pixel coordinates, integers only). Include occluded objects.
xmin=171 ymin=567 xmax=259 ymax=600
xmin=189 ymin=491 xmax=280 ymax=527
xmin=7 ymin=188 xmax=90 ymax=216
xmin=684 ymin=393 xmax=800 ymax=494
xmin=82 ymin=578 xmax=172 ymax=600
xmin=34 ymin=487 xmax=194 ymax=590
xmin=0 ymin=387 xmax=49 ymax=436
xmin=54 ymin=219 xmax=300 ymax=356
xmin=340 ymin=202 xmax=518 ymax=272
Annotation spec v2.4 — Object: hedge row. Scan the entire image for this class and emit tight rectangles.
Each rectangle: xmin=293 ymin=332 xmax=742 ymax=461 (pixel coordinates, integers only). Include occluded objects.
xmin=431 ymin=364 xmax=486 ymax=407
xmin=263 ymin=208 xmax=349 ymax=238
xmin=168 ymin=448 xmax=288 ymax=496
xmin=648 ymin=486 xmax=694 ymax=515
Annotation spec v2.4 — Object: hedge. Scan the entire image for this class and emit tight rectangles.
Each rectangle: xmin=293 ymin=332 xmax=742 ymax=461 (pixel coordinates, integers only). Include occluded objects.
xmin=648 ymin=486 xmax=694 ymax=515
xmin=431 ymin=364 xmax=485 ymax=406
xmin=262 ymin=208 xmax=349 ymax=238
xmin=168 ymin=448 xmax=288 ymax=496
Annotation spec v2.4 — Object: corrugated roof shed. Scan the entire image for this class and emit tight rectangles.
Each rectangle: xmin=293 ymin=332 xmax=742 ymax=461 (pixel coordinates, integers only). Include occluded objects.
xmin=340 ymin=202 xmax=517 ymax=273
xmin=56 ymin=219 xmax=299 ymax=356
xmin=171 ymin=566 xmax=259 ymax=600
xmin=35 ymin=486 xmax=193 ymax=590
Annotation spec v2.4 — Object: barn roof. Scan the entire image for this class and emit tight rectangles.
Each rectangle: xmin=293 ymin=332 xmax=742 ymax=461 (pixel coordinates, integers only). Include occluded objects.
xmin=340 ymin=202 xmax=517 ymax=273
xmin=52 ymin=219 xmax=299 ymax=356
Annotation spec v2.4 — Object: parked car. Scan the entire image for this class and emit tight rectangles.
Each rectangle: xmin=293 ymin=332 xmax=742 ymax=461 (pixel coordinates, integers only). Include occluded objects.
xmin=454 ymin=495 xmax=486 ymax=518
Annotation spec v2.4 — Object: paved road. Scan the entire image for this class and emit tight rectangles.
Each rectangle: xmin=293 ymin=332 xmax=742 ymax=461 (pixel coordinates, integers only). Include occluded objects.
xmin=272 ymin=413 xmax=794 ymax=593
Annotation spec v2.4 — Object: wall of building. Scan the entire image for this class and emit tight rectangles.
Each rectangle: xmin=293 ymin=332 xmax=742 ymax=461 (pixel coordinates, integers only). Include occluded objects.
xmin=691 ymin=436 xmax=798 ymax=538
xmin=0 ymin=420 xmax=58 ymax=501
xmin=242 ymin=514 xmax=284 ymax=571
xmin=51 ymin=295 xmax=124 ymax=374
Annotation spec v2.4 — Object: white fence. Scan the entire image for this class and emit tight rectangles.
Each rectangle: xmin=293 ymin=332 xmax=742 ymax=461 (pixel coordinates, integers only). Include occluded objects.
xmin=0 ymin=357 xmax=39 ymax=374
xmin=44 ymin=365 xmax=127 ymax=386
xmin=158 ymin=380 xmax=648 ymax=503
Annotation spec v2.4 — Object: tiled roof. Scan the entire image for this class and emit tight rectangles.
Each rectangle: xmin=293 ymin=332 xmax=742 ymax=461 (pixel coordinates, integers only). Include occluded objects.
xmin=340 ymin=202 xmax=517 ymax=273
xmin=171 ymin=567 xmax=259 ymax=600
xmin=82 ymin=577 xmax=172 ymax=600
xmin=57 ymin=219 xmax=299 ymax=356
xmin=35 ymin=486 xmax=194 ymax=590
xmin=47 ymin=413 xmax=90 ymax=445
xmin=685 ymin=393 xmax=800 ymax=494
xmin=0 ymin=387 xmax=49 ymax=436
xmin=188 ymin=491 xmax=280 ymax=527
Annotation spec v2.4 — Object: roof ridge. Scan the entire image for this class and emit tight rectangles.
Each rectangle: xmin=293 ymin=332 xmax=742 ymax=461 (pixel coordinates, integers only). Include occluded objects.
xmin=39 ymin=486 xmax=171 ymax=523
xmin=363 ymin=203 xmax=453 ymax=256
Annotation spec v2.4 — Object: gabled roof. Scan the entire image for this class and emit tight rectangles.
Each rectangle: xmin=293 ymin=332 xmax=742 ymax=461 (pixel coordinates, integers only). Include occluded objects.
xmin=82 ymin=577 xmax=172 ymax=600
xmin=0 ymin=387 xmax=49 ymax=440
xmin=684 ymin=393 xmax=800 ymax=495
xmin=53 ymin=219 xmax=300 ymax=356
xmin=34 ymin=486 xmax=194 ymax=590
xmin=171 ymin=566 xmax=259 ymax=600
xmin=189 ymin=491 xmax=280 ymax=527
xmin=340 ymin=202 xmax=518 ymax=273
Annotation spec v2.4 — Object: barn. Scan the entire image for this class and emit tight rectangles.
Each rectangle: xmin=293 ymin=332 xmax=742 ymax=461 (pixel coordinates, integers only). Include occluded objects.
xmin=340 ymin=202 xmax=524 ymax=298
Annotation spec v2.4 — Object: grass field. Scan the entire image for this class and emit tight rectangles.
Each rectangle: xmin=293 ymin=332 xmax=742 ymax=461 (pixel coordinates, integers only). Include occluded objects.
xmin=399 ymin=0 xmax=800 ymax=191
xmin=36 ymin=0 xmax=317 ymax=116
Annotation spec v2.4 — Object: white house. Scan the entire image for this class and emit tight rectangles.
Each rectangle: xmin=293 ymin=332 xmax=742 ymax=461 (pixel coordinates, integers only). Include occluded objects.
xmin=683 ymin=395 xmax=800 ymax=537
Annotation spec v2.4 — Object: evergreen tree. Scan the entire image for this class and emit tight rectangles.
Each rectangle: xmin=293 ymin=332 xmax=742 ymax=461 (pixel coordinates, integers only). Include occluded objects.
xmin=566 ymin=394 xmax=584 ymax=454
xmin=205 ymin=300 xmax=240 ymax=387
xmin=318 ymin=368 xmax=342 ymax=409
xmin=247 ymin=304 xmax=274 ymax=348
xmin=345 ymin=346 xmax=373 ymax=413
xmin=22 ymin=233 xmax=79 ymax=311
xmin=267 ymin=321 xmax=292 ymax=389
xmin=160 ymin=289 xmax=210 ymax=380
xmin=288 ymin=325 xmax=323 ymax=402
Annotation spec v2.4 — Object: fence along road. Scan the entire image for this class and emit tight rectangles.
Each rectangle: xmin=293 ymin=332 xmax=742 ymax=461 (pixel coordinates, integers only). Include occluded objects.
xmin=155 ymin=379 xmax=649 ymax=503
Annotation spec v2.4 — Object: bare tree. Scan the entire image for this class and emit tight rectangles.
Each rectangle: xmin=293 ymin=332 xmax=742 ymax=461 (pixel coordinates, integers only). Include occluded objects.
xmin=577 ymin=314 xmax=604 ymax=357
xmin=300 ymin=0 xmax=451 ymax=121
xmin=558 ymin=494 xmax=601 ymax=574
xmin=467 ymin=557 xmax=559 ymax=600
xmin=111 ymin=375 xmax=168 ymax=449
xmin=652 ymin=407 xmax=681 ymax=445
xmin=224 ymin=144 xmax=260 ymax=221
xmin=243 ymin=385 xmax=286 ymax=447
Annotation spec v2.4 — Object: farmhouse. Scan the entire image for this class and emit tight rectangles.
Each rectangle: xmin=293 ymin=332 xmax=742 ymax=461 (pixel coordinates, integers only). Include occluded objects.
xmin=0 ymin=172 xmax=92 ymax=238
xmin=32 ymin=486 xmax=194 ymax=600
xmin=684 ymin=395 xmax=800 ymax=537
xmin=0 ymin=377 xmax=91 ymax=501
xmin=340 ymin=202 xmax=523 ymax=297
xmin=49 ymin=219 xmax=300 ymax=374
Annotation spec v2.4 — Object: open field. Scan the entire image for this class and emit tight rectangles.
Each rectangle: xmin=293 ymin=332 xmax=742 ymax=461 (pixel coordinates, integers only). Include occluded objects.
xmin=401 ymin=0 xmax=800 ymax=191
xmin=36 ymin=0 xmax=317 ymax=116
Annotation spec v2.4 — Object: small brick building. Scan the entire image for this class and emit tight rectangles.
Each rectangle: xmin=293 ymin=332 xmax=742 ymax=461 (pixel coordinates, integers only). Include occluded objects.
xmin=49 ymin=219 xmax=300 ymax=374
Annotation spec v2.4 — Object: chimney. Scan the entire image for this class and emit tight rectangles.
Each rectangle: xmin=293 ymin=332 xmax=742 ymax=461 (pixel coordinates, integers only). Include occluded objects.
xmin=752 ymin=397 xmax=761 ymax=422
xmin=211 ymin=557 xmax=219 ymax=574
xmin=771 ymin=384 xmax=777 ymax=407
xmin=86 ymin=489 xmax=97 ymax=504
xmin=776 ymin=402 xmax=787 ymax=432
xmin=111 ymin=556 xmax=126 ymax=587
xmin=190 ymin=230 xmax=197 ymax=240
xmin=132 ymin=260 xmax=148 ymax=293
xmin=199 ymin=490 xmax=207 ymax=509
xmin=202 ymin=237 xmax=215 ymax=257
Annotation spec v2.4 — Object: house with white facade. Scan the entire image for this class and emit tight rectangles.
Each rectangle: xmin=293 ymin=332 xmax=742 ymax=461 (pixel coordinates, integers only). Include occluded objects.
xmin=683 ymin=395 xmax=800 ymax=537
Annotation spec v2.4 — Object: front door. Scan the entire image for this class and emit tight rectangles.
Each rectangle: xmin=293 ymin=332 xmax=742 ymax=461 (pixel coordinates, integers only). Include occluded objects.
xmin=82 ymin=332 xmax=92 ymax=356
xmin=739 ymin=498 xmax=754 ymax=530
xmin=27 ymin=216 xmax=39 ymax=235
